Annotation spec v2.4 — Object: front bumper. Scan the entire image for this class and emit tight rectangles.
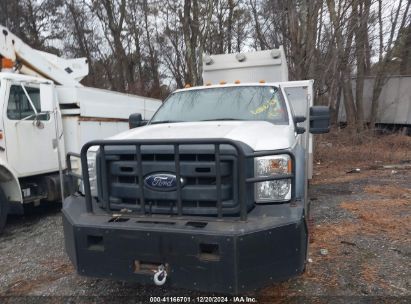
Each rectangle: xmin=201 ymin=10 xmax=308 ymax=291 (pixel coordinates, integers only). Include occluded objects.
xmin=63 ymin=196 xmax=308 ymax=294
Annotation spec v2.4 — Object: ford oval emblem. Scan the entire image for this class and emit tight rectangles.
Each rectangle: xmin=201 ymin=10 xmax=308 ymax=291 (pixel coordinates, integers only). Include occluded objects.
xmin=144 ymin=173 xmax=183 ymax=191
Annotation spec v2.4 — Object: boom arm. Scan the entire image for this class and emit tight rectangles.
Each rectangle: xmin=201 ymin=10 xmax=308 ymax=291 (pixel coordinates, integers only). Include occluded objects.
xmin=0 ymin=25 xmax=88 ymax=87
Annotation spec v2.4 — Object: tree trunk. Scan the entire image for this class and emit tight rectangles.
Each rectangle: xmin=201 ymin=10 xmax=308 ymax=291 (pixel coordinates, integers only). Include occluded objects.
xmin=354 ymin=0 xmax=371 ymax=131
xmin=326 ymin=0 xmax=357 ymax=127
xmin=181 ymin=0 xmax=200 ymax=85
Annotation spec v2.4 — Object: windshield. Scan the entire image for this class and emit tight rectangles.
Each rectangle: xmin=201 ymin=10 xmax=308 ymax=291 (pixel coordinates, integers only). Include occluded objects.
xmin=150 ymin=86 xmax=288 ymax=124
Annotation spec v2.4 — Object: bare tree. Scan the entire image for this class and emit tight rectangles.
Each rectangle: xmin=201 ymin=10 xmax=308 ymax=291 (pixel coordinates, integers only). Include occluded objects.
xmin=91 ymin=0 xmax=132 ymax=92
xmin=353 ymin=0 xmax=371 ymax=131
xmin=4 ymin=0 xmax=408 ymax=124
xmin=327 ymin=0 xmax=357 ymax=127
xmin=249 ymin=0 xmax=268 ymax=50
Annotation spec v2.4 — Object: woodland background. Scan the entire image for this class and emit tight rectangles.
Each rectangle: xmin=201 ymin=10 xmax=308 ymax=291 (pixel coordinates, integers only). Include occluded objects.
xmin=0 ymin=0 xmax=410 ymax=130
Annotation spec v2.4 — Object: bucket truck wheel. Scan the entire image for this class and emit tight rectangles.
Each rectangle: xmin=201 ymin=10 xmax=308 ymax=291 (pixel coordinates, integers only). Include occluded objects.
xmin=0 ymin=188 xmax=9 ymax=234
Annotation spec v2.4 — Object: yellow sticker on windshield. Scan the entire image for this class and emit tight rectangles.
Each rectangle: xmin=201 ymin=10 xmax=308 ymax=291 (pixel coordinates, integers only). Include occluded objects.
xmin=251 ymin=97 xmax=281 ymax=116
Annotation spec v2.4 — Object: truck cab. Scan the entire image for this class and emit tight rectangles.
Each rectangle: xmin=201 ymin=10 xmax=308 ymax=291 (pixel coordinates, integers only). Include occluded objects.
xmin=62 ymin=48 xmax=330 ymax=294
xmin=0 ymin=73 xmax=65 ymax=228
xmin=0 ymin=25 xmax=161 ymax=233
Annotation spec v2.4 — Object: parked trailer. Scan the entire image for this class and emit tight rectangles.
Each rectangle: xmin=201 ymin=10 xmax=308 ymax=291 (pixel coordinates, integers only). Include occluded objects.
xmin=0 ymin=25 xmax=161 ymax=233
xmin=338 ymin=75 xmax=411 ymax=129
xmin=63 ymin=47 xmax=330 ymax=294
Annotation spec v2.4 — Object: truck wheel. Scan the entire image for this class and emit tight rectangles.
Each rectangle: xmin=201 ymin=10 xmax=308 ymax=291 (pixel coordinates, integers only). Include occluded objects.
xmin=0 ymin=188 xmax=9 ymax=234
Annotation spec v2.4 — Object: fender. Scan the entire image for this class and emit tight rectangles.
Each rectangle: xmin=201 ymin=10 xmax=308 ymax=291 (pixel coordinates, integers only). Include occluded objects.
xmin=292 ymin=143 xmax=306 ymax=200
xmin=0 ymin=158 xmax=23 ymax=204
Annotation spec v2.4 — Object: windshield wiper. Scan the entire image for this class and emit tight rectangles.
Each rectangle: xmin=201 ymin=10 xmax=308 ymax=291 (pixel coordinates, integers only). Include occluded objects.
xmin=150 ymin=120 xmax=183 ymax=125
xmin=151 ymin=118 xmax=246 ymax=124
xmin=200 ymin=118 xmax=246 ymax=121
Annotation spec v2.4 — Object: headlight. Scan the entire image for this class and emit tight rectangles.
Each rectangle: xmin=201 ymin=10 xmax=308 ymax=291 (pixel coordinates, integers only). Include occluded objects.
xmin=254 ymin=155 xmax=292 ymax=203
xmin=87 ymin=149 xmax=98 ymax=197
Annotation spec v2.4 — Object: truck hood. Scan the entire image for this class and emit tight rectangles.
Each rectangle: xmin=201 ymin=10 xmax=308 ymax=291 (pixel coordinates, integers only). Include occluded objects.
xmin=110 ymin=121 xmax=295 ymax=151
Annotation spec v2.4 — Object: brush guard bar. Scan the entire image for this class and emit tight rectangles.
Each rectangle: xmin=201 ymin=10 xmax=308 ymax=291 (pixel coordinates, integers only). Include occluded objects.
xmin=78 ymin=138 xmax=296 ymax=221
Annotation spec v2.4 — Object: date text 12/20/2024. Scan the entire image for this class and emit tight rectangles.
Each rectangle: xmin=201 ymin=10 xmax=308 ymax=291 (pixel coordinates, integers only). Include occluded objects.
xmin=150 ymin=296 xmax=258 ymax=303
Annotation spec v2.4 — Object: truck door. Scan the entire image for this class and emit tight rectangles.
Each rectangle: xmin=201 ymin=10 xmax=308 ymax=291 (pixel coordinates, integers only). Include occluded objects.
xmin=3 ymin=81 xmax=62 ymax=177
xmin=280 ymin=81 xmax=314 ymax=180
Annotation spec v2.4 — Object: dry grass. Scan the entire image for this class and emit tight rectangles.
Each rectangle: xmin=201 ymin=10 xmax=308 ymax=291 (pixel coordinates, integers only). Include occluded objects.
xmin=364 ymin=184 xmax=411 ymax=199
xmin=5 ymin=275 xmax=60 ymax=295
xmin=311 ymin=222 xmax=359 ymax=248
xmin=314 ymin=128 xmax=411 ymax=240
xmin=3 ymin=260 xmax=73 ymax=296
xmin=305 ymin=196 xmax=410 ymax=291
xmin=259 ymin=129 xmax=411 ymax=298
xmin=259 ymin=281 xmax=295 ymax=299
xmin=305 ymin=221 xmax=358 ymax=286
xmin=312 ymin=169 xmax=389 ymax=184
xmin=280 ymin=214 xmax=359 ymax=292
xmin=315 ymin=128 xmax=411 ymax=164
xmin=360 ymin=262 xmax=382 ymax=289
xmin=306 ymin=192 xmax=410 ymax=290
xmin=340 ymin=199 xmax=410 ymax=240
xmin=313 ymin=128 xmax=411 ymax=184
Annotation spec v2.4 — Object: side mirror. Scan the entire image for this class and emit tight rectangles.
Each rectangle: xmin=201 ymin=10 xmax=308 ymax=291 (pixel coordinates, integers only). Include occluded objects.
xmin=295 ymin=116 xmax=306 ymax=123
xmin=296 ymin=126 xmax=306 ymax=134
xmin=129 ymin=113 xmax=143 ymax=129
xmin=294 ymin=116 xmax=306 ymax=134
xmin=309 ymin=106 xmax=330 ymax=134
xmin=40 ymin=83 xmax=55 ymax=112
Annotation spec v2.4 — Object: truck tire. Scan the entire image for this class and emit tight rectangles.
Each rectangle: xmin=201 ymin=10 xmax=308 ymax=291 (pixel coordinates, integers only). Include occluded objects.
xmin=0 ymin=188 xmax=9 ymax=234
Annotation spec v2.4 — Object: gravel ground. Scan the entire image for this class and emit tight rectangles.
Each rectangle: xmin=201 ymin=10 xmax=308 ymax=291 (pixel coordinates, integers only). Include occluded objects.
xmin=0 ymin=167 xmax=410 ymax=303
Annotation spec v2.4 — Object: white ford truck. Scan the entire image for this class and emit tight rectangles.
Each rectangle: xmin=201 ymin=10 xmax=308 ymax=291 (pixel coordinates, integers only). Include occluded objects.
xmin=63 ymin=48 xmax=329 ymax=294
xmin=0 ymin=25 xmax=161 ymax=233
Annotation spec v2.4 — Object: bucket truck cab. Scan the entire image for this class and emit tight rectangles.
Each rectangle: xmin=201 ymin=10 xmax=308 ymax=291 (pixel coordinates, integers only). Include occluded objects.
xmin=0 ymin=26 xmax=161 ymax=233
xmin=62 ymin=47 xmax=330 ymax=294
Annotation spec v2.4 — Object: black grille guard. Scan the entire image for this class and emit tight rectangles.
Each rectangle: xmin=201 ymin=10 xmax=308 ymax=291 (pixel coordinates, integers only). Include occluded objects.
xmin=77 ymin=138 xmax=296 ymax=221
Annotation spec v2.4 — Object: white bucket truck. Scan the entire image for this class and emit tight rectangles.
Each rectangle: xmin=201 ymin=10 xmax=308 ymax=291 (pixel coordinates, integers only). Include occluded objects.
xmin=0 ymin=25 xmax=161 ymax=233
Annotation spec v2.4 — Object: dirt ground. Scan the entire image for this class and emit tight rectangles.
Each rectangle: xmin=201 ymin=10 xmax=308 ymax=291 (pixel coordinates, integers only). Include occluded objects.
xmin=0 ymin=129 xmax=410 ymax=303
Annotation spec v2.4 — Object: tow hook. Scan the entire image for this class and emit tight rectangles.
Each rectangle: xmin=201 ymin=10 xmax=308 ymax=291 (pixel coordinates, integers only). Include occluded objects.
xmin=153 ymin=264 xmax=167 ymax=286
